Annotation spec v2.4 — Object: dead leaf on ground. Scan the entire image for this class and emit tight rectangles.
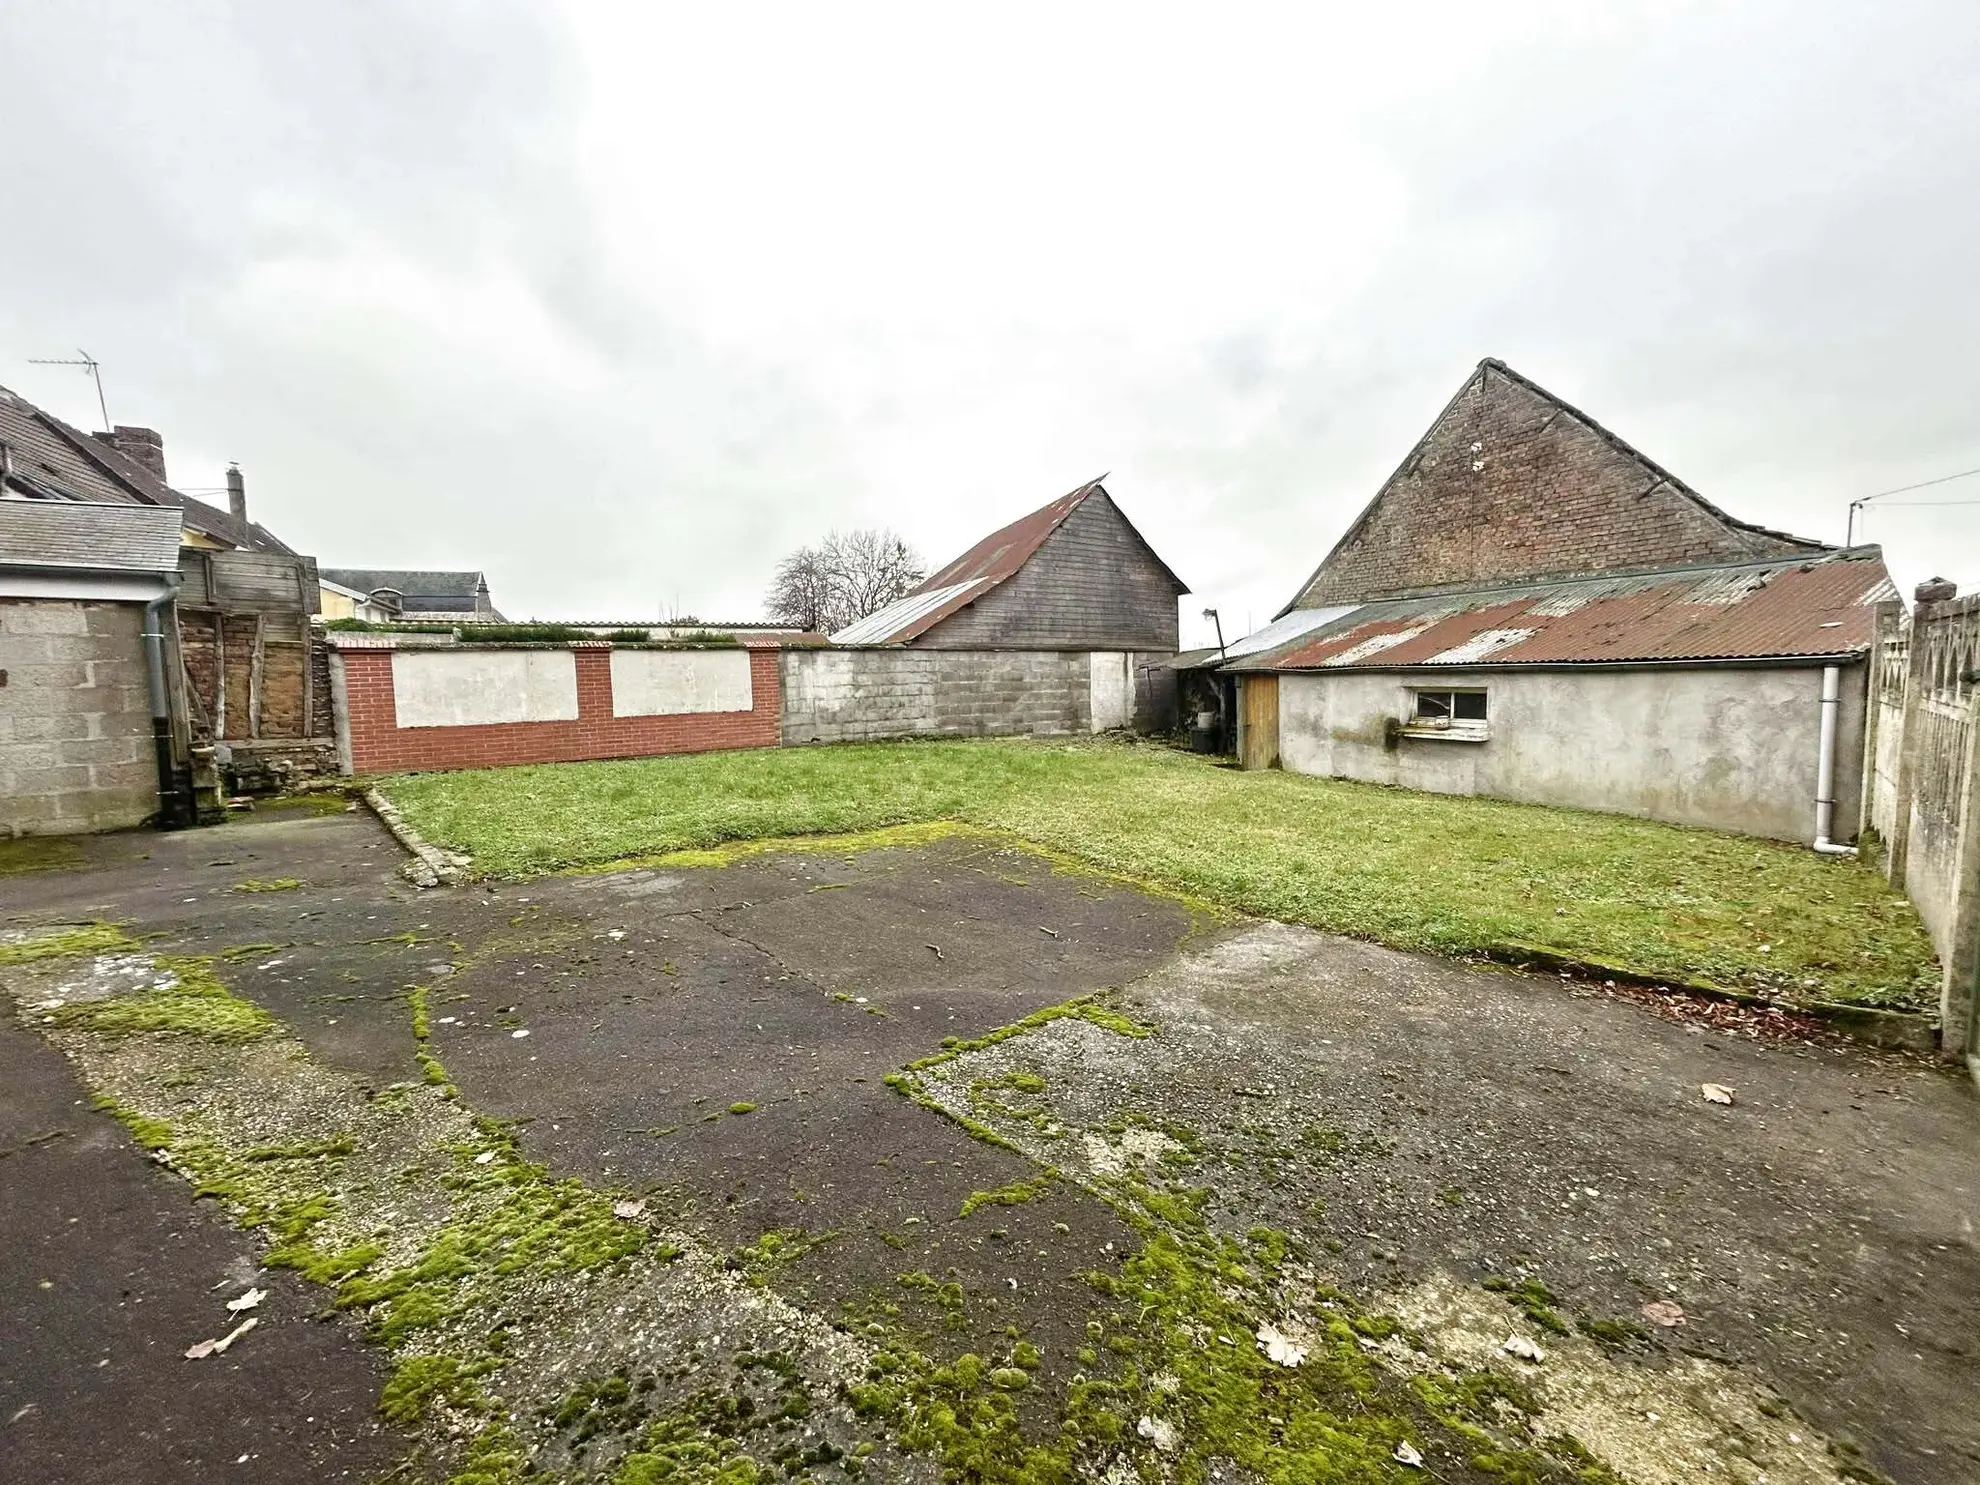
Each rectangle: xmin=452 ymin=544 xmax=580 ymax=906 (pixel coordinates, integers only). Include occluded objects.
xmin=1701 ymin=1083 xmax=1736 ymax=1105
xmin=225 ymin=1287 xmax=266 ymax=1313
xmin=1393 ymin=1441 xmax=1425 ymax=1467
xmin=1642 ymin=1299 xmax=1687 ymax=1328
xmin=185 ymin=1317 xmax=258 ymax=1359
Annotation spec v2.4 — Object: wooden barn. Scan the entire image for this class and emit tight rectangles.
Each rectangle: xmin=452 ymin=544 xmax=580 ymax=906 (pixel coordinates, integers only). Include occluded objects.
xmin=783 ymin=479 xmax=1189 ymax=742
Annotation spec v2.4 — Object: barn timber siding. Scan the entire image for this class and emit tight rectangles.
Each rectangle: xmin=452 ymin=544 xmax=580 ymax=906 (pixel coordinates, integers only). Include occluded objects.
xmin=916 ymin=491 xmax=1181 ymax=651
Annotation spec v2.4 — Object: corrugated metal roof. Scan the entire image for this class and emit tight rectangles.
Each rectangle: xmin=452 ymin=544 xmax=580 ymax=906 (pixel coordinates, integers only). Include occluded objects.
xmin=921 ymin=480 xmax=1105 ymax=590
xmin=830 ymin=577 xmax=994 ymax=645
xmin=1237 ymin=551 xmax=1894 ymax=671
xmin=1218 ymin=605 xmax=1358 ymax=661
xmin=0 ymin=499 xmax=184 ymax=574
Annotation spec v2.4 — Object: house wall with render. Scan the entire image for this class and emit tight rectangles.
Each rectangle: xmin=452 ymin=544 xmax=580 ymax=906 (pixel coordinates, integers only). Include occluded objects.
xmin=1276 ymin=662 xmax=1864 ymax=844
xmin=0 ymin=598 xmax=158 ymax=834
xmin=331 ymin=641 xmax=780 ymax=774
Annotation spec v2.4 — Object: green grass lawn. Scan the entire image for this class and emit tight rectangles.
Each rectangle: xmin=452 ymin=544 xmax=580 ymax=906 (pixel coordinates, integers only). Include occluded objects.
xmin=381 ymin=738 xmax=1939 ymax=1012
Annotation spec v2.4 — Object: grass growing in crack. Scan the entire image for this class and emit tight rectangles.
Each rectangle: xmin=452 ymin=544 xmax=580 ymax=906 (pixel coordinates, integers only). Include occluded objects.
xmin=379 ymin=735 xmax=1937 ymax=1009
xmin=233 ymin=877 xmax=303 ymax=893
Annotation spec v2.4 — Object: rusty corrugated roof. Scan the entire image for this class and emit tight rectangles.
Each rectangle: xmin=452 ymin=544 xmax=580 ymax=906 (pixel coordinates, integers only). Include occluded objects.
xmin=1235 ymin=551 xmax=1897 ymax=672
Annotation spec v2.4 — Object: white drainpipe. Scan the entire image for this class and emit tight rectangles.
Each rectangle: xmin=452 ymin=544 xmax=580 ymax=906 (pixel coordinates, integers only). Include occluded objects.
xmin=1813 ymin=664 xmax=1858 ymax=856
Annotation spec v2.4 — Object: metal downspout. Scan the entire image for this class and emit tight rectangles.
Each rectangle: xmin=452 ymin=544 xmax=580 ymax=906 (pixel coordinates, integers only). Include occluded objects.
xmin=1812 ymin=663 xmax=1858 ymax=857
xmin=142 ymin=578 xmax=192 ymax=829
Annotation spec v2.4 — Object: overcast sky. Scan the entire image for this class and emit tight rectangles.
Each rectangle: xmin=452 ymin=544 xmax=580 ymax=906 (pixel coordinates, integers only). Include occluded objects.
xmin=5 ymin=1 xmax=1977 ymax=645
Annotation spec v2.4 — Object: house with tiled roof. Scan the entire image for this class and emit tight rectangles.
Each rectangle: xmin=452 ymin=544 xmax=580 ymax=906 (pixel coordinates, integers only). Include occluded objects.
xmin=1223 ymin=359 xmax=1897 ymax=846
xmin=318 ymin=568 xmax=504 ymax=624
xmin=0 ymin=384 xmax=335 ymax=817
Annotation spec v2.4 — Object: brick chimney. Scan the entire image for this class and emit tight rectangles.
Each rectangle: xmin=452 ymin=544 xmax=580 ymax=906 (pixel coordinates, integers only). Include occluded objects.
xmin=89 ymin=425 xmax=168 ymax=483
xmin=1915 ymin=576 xmax=1958 ymax=605
xmin=226 ymin=463 xmax=247 ymax=525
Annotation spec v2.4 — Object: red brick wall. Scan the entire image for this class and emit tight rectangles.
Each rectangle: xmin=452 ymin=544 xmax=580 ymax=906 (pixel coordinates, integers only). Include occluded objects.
xmin=336 ymin=646 xmax=782 ymax=774
xmin=1289 ymin=361 xmax=1821 ymax=607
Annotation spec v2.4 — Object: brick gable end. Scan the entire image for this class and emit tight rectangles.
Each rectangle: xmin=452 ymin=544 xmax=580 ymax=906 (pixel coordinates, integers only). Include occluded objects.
xmin=1287 ymin=363 xmax=1823 ymax=609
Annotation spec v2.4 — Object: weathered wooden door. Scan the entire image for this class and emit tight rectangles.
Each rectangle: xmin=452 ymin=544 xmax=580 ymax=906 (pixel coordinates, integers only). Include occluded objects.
xmin=1239 ymin=675 xmax=1279 ymax=770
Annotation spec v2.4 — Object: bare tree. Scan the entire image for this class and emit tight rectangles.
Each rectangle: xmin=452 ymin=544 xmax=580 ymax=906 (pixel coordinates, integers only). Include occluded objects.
xmin=765 ymin=528 xmax=925 ymax=632
xmin=764 ymin=544 xmax=837 ymax=632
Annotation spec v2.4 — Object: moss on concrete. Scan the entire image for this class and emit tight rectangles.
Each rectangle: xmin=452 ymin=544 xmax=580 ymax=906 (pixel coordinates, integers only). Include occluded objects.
xmin=959 ymin=1171 xmax=1056 ymax=1219
xmin=0 ymin=835 xmax=87 ymax=876
xmin=233 ymin=877 xmax=303 ymax=893
xmin=46 ymin=954 xmax=278 ymax=1044
xmin=0 ymin=922 xmax=134 ymax=965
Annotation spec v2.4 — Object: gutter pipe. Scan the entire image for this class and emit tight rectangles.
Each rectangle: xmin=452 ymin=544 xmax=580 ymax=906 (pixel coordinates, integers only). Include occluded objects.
xmin=1813 ymin=663 xmax=1857 ymax=857
xmin=142 ymin=577 xmax=193 ymax=829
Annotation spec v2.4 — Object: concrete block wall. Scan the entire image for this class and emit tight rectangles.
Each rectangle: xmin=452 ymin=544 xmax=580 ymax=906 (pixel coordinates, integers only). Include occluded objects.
xmin=332 ymin=642 xmax=781 ymax=774
xmin=0 ymin=599 xmax=158 ymax=835
xmin=780 ymin=649 xmax=1097 ymax=744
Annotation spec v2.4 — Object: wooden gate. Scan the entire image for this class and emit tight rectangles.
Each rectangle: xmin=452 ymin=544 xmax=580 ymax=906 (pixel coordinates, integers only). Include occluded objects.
xmin=1239 ymin=674 xmax=1279 ymax=770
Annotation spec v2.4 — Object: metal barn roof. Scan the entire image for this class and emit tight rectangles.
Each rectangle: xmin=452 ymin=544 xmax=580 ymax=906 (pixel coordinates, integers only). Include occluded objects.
xmin=1228 ymin=550 xmax=1897 ymax=672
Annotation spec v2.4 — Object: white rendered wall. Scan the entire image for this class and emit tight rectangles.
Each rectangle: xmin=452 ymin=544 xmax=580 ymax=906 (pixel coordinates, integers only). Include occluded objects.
xmin=391 ymin=649 xmax=579 ymax=728
xmin=610 ymin=649 xmax=754 ymax=716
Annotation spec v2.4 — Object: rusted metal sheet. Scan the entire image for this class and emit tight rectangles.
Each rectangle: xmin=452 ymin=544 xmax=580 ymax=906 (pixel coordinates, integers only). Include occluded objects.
xmin=1256 ymin=553 xmax=1896 ymax=671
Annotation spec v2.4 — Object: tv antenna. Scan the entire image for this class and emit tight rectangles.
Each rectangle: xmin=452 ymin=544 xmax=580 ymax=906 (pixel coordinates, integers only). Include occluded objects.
xmin=27 ymin=349 xmax=111 ymax=431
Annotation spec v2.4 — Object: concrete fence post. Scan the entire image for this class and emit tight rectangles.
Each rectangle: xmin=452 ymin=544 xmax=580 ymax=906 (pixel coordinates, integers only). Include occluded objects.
xmin=1886 ymin=608 xmax=1933 ymax=883
xmin=1944 ymin=686 xmax=1980 ymax=1062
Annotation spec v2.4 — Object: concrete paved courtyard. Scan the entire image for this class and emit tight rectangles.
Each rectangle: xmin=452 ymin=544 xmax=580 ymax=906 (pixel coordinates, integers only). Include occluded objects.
xmin=3 ymin=804 xmax=1975 ymax=1484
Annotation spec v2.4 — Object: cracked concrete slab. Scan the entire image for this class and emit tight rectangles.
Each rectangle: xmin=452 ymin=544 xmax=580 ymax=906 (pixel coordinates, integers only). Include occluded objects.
xmin=4 ymin=808 xmax=1976 ymax=1484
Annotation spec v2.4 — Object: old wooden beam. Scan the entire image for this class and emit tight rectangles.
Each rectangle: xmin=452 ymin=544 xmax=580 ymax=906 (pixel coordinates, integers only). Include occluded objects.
xmin=248 ymin=614 xmax=267 ymax=740
xmin=213 ymin=612 xmax=228 ymax=739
